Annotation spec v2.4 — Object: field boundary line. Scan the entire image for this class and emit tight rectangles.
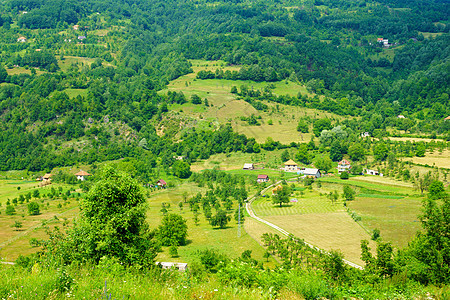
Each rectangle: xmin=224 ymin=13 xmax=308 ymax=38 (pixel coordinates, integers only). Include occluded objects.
xmin=246 ymin=180 xmax=364 ymax=270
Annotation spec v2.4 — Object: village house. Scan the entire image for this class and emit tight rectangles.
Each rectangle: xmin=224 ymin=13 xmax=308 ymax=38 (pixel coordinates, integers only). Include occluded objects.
xmin=243 ymin=163 xmax=254 ymax=170
xmin=361 ymin=132 xmax=370 ymax=138
xmin=284 ymin=159 xmax=298 ymax=172
xmin=157 ymin=179 xmax=167 ymax=188
xmin=75 ymin=170 xmax=91 ymax=181
xmin=337 ymin=159 xmax=351 ymax=174
xmin=42 ymin=173 xmax=53 ymax=182
xmin=73 ymin=24 xmax=79 ymax=30
xmin=257 ymin=174 xmax=269 ymax=183
xmin=17 ymin=37 xmax=27 ymax=43
xmin=78 ymin=36 xmax=86 ymax=41
xmin=397 ymin=115 xmax=406 ymax=119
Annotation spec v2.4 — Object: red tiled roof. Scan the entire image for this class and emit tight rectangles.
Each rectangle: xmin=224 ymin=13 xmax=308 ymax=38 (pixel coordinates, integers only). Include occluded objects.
xmin=75 ymin=170 xmax=91 ymax=176
xmin=157 ymin=179 xmax=167 ymax=185
xmin=257 ymin=175 xmax=268 ymax=179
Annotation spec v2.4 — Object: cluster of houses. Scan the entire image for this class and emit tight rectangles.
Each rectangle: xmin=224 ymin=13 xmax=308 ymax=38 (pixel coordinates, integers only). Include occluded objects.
xmin=242 ymin=158 xmax=388 ymax=183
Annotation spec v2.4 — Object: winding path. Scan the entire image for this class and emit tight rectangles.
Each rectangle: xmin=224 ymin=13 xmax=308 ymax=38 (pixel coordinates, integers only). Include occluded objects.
xmin=245 ymin=180 xmax=363 ymax=270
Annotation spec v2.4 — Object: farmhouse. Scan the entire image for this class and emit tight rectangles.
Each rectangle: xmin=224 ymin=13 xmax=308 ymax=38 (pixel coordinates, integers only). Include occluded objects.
xmin=156 ymin=262 xmax=188 ymax=271
xmin=303 ymin=168 xmax=321 ymax=178
xmin=243 ymin=163 xmax=254 ymax=170
xmin=75 ymin=170 xmax=91 ymax=181
xmin=284 ymin=159 xmax=298 ymax=172
xmin=257 ymin=174 xmax=269 ymax=183
xmin=78 ymin=36 xmax=86 ymax=41
xmin=157 ymin=179 xmax=167 ymax=188
xmin=17 ymin=37 xmax=27 ymax=43
xmin=337 ymin=159 xmax=351 ymax=174
xmin=361 ymin=132 xmax=370 ymax=138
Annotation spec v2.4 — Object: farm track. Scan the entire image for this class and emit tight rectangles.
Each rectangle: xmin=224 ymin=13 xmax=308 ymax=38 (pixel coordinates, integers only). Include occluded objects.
xmin=245 ymin=179 xmax=364 ymax=270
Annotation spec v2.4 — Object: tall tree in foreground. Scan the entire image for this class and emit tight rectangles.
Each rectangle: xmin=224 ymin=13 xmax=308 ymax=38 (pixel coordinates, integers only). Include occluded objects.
xmin=43 ymin=166 xmax=157 ymax=267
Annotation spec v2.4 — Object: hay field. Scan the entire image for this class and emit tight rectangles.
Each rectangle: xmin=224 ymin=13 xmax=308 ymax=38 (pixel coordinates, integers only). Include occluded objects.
xmin=265 ymin=212 xmax=375 ymax=266
xmin=407 ymin=149 xmax=450 ymax=169
xmin=347 ymin=196 xmax=422 ymax=249
xmin=388 ymin=137 xmax=446 ymax=143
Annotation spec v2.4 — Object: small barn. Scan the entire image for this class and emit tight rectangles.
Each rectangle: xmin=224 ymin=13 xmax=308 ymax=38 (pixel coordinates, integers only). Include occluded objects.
xmin=257 ymin=174 xmax=269 ymax=183
xmin=303 ymin=168 xmax=321 ymax=178
xmin=75 ymin=170 xmax=91 ymax=181
xmin=243 ymin=163 xmax=254 ymax=170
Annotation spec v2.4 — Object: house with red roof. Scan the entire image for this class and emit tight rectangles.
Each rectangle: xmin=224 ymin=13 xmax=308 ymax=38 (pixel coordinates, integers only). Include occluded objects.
xmin=257 ymin=174 xmax=269 ymax=183
xmin=337 ymin=159 xmax=351 ymax=174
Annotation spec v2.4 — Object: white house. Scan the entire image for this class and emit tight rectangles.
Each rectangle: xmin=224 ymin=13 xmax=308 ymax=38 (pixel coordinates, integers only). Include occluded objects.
xmin=337 ymin=159 xmax=351 ymax=174
xmin=257 ymin=174 xmax=269 ymax=183
xmin=365 ymin=169 xmax=383 ymax=176
xmin=243 ymin=163 xmax=254 ymax=170
xmin=17 ymin=37 xmax=27 ymax=43
xmin=284 ymin=159 xmax=298 ymax=172
xmin=75 ymin=170 xmax=91 ymax=181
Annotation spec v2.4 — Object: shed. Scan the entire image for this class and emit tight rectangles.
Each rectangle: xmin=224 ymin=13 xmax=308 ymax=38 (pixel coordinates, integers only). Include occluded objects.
xmin=303 ymin=168 xmax=321 ymax=178
xmin=243 ymin=163 xmax=254 ymax=170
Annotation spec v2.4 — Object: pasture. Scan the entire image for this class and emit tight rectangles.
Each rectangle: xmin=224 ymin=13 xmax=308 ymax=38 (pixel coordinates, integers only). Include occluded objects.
xmin=407 ymin=149 xmax=450 ymax=169
xmin=162 ymin=59 xmax=344 ymax=144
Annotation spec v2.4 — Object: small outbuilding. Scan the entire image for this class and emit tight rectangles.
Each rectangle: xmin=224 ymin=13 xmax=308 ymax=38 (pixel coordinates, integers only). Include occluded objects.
xmin=75 ymin=170 xmax=91 ymax=181
xmin=243 ymin=163 xmax=254 ymax=170
xmin=303 ymin=168 xmax=321 ymax=178
xmin=257 ymin=174 xmax=269 ymax=183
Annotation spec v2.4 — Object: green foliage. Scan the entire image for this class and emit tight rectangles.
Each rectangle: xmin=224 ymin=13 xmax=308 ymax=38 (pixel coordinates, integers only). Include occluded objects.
xmin=295 ymin=144 xmax=310 ymax=164
xmin=314 ymin=155 xmax=332 ymax=173
xmin=313 ymin=119 xmax=332 ymax=137
xmin=373 ymin=143 xmax=389 ymax=161
xmin=340 ymin=172 xmax=349 ymax=180
xmin=27 ymin=201 xmax=40 ymax=215
xmin=172 ymin=160 xmax=192 ymax=179
xmin=296 ymin=120 xmax=309 ymax=133
xmin=169 ymin=245 xmax=179 ymax=258
xmin=343 ymin=185 xmax=355 ymax=201
xmin=348 ymin=143 xmax=365 ymax=161
xmin=272 ymin=184 xmax=291 ymax=207
xmin=428 ymin=180 xmax=445 ymax=200
xmin=210 ymin=210 xmax=231 ymax=229
xmin=157 ymin=213 xmax=188 ymax=246
xmin=5 ymin=205 xmax=15 ymax=215
xmin=42 ymin=167 xmax=157 ymax=267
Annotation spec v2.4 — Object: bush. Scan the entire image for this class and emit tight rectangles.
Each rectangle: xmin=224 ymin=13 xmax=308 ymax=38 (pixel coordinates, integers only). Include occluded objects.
xmin=340 ymin=172 xmax=349 ymax=180
xmin=5 ymin=205 xmax=15 ymax=215
xmin=28 ymin=201 xmax=40 ymax=215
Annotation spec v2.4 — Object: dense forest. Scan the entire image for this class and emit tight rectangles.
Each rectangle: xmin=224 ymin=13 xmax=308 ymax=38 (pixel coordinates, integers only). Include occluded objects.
xmin=0 ymin=0 xmax=448 ymax=172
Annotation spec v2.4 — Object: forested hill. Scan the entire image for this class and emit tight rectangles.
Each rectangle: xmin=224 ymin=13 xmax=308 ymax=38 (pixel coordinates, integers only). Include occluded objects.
xmin=0 ymin=0 xmax=449 ymax=171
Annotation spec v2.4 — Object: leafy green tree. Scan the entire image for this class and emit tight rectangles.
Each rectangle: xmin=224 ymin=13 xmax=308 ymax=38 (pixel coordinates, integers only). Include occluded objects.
xmin=314 ymin=155 xmax=332 ymax=173
xmin=373 ymin=143 xmax=388 ymax=161
xmin=281 ymin=150 xmax=290 ymax=162
xmin=11 ymin=221 xmax=23 ymax=231
xmin=28 ymin=202 xmax=40 ymax=215
xmin=348 ymin=143 xmax=365 ymax=161
xmin=43 ymin=167 xmax=157 ymax=266
xmin=191 ymin=94 xmax=202 ymax=104
xmin=5 ymin=205 xmax=15 ymax=215
xmin=295 ymin=144 xmax=310 ymax=164
xmin=343 ymin=185 xmax=355 ymax=201
xmin=330 ymin=140 xmax=343 ymax=162
xmin=428 ymin=180 xmax=445 ymax=200
xmin=169 ymin=245 xmax=179 ymax=258
xmin=210 ymin=210 xmax=231 ymax=229
xmin=157 ymin=213 xmax=188 ymax=246
xmin=172 ymin=160 xmax=192 ymax=178
xmin=313 ymin=118 xmax=332 ymax=137
xmin=272 ymin=185 xmax=291 ymax=207
xmin=296 ymin=120 xmax=309 ymax=133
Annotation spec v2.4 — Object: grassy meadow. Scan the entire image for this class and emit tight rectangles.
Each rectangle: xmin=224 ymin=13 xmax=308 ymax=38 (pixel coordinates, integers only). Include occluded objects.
xmin=161 ymin=59 xmax=346 ymax=144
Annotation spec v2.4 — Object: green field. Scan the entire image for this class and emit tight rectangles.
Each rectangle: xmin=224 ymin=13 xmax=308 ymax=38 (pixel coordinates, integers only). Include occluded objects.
xmin=161 ymin=59 xmax=346 ymax=144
